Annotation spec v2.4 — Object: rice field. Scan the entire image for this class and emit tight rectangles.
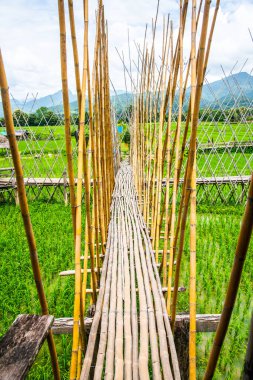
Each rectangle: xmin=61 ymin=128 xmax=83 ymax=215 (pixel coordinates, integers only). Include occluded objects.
xmin=0 ymin=201 xmax=252 ymax=379
xmin=1 ymin=123 xmax=253 ymax=178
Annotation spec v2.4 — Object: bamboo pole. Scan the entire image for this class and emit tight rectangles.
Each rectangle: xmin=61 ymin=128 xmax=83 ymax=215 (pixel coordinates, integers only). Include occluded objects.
xmin=70 ymin=0 xmax=96 ymax=377
xmin=0 ymin=50 xmax=60 ymax=380
xmin=171 ymin=0 xmax=219 ymax=331
xmin=166 ymin=0 xmax=184 ymax=315
xmin=162 ymin=21 xmax=173 ymax=287
xmin=189 ymin=0 xmax=197 ymax=377
xmin=58 ymin=0 xmax=76 ymax=236
xmin=68 ymin=0 xmax=82 ymax=113
xmin=204 ymin=175 xmax=253 ymax=379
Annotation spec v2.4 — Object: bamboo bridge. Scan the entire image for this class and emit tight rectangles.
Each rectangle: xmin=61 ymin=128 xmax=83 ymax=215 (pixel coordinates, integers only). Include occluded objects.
xmin=80 ymin=162 xmax=180 ymax=379
xmin=1 ymin=0 xmax=253 ymax=379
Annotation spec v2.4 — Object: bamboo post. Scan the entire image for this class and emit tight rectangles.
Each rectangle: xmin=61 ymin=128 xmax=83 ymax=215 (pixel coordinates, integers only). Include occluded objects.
xmin=0 ymin=50 xmax=61 ymax=380
xmin=166 ymin=0 xmax=184 ymax=314
xmin=204 ymin=175 xmax=253 ymax=379
xmin=189 ymin=0 xmax=197 ymax=377
xmin=58 ymin=0 xmax=76 ymax=236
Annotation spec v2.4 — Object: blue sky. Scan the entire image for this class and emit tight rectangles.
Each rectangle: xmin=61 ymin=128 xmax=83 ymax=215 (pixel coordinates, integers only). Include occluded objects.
xmin=0 ymin=0 xmax=253 ymax=98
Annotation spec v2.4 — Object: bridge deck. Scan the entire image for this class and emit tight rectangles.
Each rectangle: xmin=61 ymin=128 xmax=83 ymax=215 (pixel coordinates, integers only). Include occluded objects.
xmin=80 ymin=163 xmax=180 ymax=379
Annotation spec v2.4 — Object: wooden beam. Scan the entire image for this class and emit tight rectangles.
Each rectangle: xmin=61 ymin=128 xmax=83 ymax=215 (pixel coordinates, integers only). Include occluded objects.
xmin=0 ymin=314 xmax=54 ymax=380
xmin=52 ymin=314 xmax=220 ymax=335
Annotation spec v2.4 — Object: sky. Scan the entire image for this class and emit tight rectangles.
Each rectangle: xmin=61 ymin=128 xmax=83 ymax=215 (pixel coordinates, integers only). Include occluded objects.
xmin=0 ymin=0 xmax=253 ymax=99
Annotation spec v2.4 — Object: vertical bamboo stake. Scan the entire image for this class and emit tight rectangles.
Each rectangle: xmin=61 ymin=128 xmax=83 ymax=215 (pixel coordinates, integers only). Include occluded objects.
xmin=68 ymin=0 xmax=82 ymax=113
xmin=204 ymin=177 xmax=253 ymax=379
xmin=167 ymin=0 xmax=184 ymax=314
xmin=171 ymin=0 xmax=219 ymax=331
xmin=162 ymin=20 xmax=173 ymax=287
xmin=70 ymin=0 xmax=95 ymax=377
xmin=189 ymin=0 xmax=197 ymax=377
xmin=58 ymin=0 xmax=76 ymax=236
xmin=0 ymin=50 xmax=60 ymax=380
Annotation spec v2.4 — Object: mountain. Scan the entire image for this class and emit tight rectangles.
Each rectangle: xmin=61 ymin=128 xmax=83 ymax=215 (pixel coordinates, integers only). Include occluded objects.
xmin=180 ymin=72 xmax=253 ymax=109
xmin=0 ymin=90 xmax=76 ymax=117
xmin=201 ymin=72 xmax=253 ymax=105
xmin=1 ymin=72 xmax=253 ymax=118
xmin=49 ymin=91 xmax=134 ymax=114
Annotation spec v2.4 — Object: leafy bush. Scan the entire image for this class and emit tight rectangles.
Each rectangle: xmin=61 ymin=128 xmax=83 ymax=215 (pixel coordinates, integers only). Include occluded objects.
xmin=122 ymin=129 xmax=130 ymax=144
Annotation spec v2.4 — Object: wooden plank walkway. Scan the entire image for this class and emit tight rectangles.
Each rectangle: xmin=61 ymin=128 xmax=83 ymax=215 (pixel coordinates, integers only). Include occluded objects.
xmin=80 ymin=162 xmax=180 ymax=379
xmin=0 ymin=314 xmax=54 ymax=380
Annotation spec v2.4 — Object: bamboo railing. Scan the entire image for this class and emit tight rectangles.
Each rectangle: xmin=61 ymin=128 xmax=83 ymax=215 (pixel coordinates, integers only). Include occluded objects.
xmin=57 ymin=0 xmax=118 ymax=378
xmin=130 ymin=1 xmax=220 ymax=378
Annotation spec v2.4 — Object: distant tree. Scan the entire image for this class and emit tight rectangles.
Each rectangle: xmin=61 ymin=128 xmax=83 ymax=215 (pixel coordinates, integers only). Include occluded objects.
xmin=13 ymin=109 xmax=29 ymax=127
xmin=119 ymin=104 xmax=133 ymax=123
xmin=28 ymin=113 xmax=39 ymax=126
xmin=122 ymin=129 xmax=130 ymax=144
xmin=35 ymin=107 xmax=59 ymax=126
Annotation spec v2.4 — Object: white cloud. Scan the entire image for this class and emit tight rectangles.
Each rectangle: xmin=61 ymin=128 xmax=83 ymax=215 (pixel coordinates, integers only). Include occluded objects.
xmin=0 ymin=0 xmax=252 ymax=99
xmin=207 ymin=0 xmax=253 ymax=81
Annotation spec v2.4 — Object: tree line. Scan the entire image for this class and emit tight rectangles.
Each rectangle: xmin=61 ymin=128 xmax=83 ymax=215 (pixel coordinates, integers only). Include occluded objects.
xmin=0 ymin=107 xmax=89 ymax=127
xmin=1 ymin=105 xmax=252 ymax=127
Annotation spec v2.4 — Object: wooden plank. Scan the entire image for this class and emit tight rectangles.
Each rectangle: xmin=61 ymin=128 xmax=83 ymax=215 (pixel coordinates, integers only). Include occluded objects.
xmin=52 ymin=314 xmax=220 ymax=335
xmin=160 ymin=175 xmax=251 ymax=187
xmin=173 ymin=314 xmax=221 ymax=380
xmin=0 ymin=314 xmax=54 ymax=380
xmin=174 ymin=313 xmax=220 ymax=333
xmin=1 ymin=175 xmax=250 ymax=188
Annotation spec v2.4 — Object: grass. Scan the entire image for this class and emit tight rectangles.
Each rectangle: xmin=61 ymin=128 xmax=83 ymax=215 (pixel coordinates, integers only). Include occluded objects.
xmin=176 ymin=204 xmax=253 ymax=379
xmin=0 ymin=202 xmax=77 ymax=379
xmin=0 ymin=200 xmax=252 ymax=378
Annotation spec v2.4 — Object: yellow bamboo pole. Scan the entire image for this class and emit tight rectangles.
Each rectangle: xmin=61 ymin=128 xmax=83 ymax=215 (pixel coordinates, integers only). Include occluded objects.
xmin=162 ymin=20 xmax=173 ymax=287
xmin=171 ymin=0 xmax=219 ymax=332
xmin=68 ymin=0 xmax=82 ymax=113
xmin=0 ymin=50 xmax=60 ymax=380
xmin=70 ymin=0 xmax=97 ymax=377
xmin=58 ymin=0 xmax=76 ymax=236
xmin=166 ymin=0 xmax=184 ymax=314
xmin=189 ymin=1 xmax=197 ymax=377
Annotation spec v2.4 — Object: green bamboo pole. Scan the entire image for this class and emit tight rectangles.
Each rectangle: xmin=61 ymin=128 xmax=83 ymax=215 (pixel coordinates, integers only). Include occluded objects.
xmin=0 ymin=50 xmax=60 ymax=380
